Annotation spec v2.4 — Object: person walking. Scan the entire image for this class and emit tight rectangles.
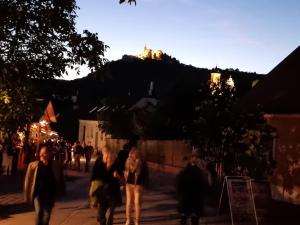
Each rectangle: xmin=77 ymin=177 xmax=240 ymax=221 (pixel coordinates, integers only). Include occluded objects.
xmin=2 ymin=138 xmax=14 ymax=176
xmin=24 ymin=145 xmax=63 ymax=225
xmin=84 ymin=142 xmax=94 ymax=172
xmin=114 ymin=143 xmax=131 ymax=189
xmin=90 ymin=146 xmax=122 ymax=225
xmin=0 ymin=139 xmax=3 ymax=174
xmin=73 ymin=141 xmax=83 ymax=171
xmin=124 ymin=146 xmax=148 ymax=225
xmin=114 ymin=143 xmax=130 ymax=176
xmin=176 ymin=152 xmax=209 ymax=225
xmin=64 ymin=142 xmax=72 ymax=169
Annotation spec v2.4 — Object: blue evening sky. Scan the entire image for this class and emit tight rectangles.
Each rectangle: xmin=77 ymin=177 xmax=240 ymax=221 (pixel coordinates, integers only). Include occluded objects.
xmin=63 ymin=0 xmax=300 ymax=80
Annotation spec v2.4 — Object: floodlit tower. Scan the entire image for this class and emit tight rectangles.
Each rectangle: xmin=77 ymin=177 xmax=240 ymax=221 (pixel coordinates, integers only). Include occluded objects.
xmin=226 ymin=75 xmax=235 ymax=89
xmin=210 ymin=66 xmax=221 ymax=86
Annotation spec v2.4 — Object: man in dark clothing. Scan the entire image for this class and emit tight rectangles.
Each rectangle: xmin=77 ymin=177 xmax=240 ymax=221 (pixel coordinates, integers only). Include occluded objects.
xmin=114 ymin=143 xmax=131 ymax=176
xmin=176 ymin=153 xmax=209 ymax=225
xmin=24 ymin=146 xmax=63 ymax=225
xmin=83 ymin=142 xmax=94 ymax=172
xmin=73 ymin=141 xmax=83 ymax=171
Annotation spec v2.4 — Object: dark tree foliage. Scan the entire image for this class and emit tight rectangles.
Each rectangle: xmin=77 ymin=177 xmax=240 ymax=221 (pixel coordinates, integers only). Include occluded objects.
xmin=119 ymin=0 xmax=136 ymax=5
xmin=0 ymin=0 xmax=108 ymax=79
xmin=185 ymin=80 xmax=276 ymax=180
xmin=131 ymin=103 xmax=173 ymax=139
xmin=93 ymin=56 xmax=262 ymax=142
xmin=99 ymin=108 xmax=134 ymax=140
xmin=0 ymin=0 xmax=114 ymax=132
xmin=0 ymin=63 xmax=33 ymax=132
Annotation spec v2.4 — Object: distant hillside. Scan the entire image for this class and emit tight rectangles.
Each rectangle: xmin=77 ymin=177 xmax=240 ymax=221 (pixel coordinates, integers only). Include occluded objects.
xmin=35 ymin=56 xmax=264 ymax=106
xmin=33 ymin=57 xmax=264 ymax=141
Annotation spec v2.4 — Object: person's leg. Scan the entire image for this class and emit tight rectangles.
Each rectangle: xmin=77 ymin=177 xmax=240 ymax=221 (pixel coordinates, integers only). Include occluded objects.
xmin=133 ymin=185 xmax=143 ymax=225
xmin=178 ymin=199 xmax=188 ymax=225
xmin=8 ymin=156 xmax=13 ymax=175
xmin=42 ymin=201 xmax=54 ymax=225
xmin=34 ymin=196 xmax=43 ymax=225
xmin=106 ymin=204 xmax=115 ymax=225
xmin=2 ymin=154 xmax=8 ymax=175
xmin=76 ymin=155 xmax=80 ymax=171
xmin=85 ymin=158 xmax=90 ymax=172
xmin=97 ymin=201 xmax=108 ymax=225
xmin=190 ymin=213 xmax=199 ymax=225
xmin=125 ymin=184 xmax=134 ymax=225
xmin=180 ymin=213 xmax=188 ymax=225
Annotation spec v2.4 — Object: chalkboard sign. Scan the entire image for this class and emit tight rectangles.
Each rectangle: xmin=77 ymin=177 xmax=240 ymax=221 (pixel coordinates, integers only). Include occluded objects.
xmin=219 ymin=176 xmax=258 ymax=225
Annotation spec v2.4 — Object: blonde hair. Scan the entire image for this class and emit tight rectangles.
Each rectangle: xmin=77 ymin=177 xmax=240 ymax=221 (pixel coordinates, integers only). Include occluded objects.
xmin=125 ymin=146 xmax=142 ymax=173
xmin=102 ymin=145 xmax=116 ymax=168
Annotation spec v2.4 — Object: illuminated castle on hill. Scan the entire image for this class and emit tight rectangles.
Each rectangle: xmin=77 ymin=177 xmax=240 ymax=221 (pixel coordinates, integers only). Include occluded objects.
xmin=137 ymin=45 xmax=163 ymax=60
xmin=210 ymin=66 xmax=235 ymax=89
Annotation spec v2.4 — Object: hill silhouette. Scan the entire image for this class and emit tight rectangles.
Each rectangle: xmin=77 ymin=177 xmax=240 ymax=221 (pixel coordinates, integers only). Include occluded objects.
xmin=33 ymin=56 xmax=264 ymax=141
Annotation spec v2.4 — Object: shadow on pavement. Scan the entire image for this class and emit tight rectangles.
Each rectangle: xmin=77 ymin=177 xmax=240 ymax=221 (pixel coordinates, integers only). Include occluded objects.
xmin=113 ymin=214 xmax=179 ymax=225
xmin=265 ymin=199 xmax=300 ymax=225
xmin=143 ymin=203 xmax=177 ymax=212
xmin=0 ymin=171 xmax=25 ymax=195
xmin=0 ymin=202 xmax=33 ymax=219
xmin=141 ymin=214 xmax=179 ymax=223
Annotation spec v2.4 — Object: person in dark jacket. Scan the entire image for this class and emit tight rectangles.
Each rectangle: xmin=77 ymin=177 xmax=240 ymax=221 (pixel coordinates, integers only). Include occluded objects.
xmin=73 ymin=141 xmax=83 ymax=171
xmin=113 ymin=143 xmax=131 ymax=189
xmin=24 ymin=145 xmax=63 ymax=225
xmin=176 ymin=152 xmax=209 ymax=225
xmin=114 ymin=143 xmax=131 ymax=176
xmin=83 ymin=142 xmax=94 ymax=172
xmin=90 ymin=146 xmax=122 ymax=225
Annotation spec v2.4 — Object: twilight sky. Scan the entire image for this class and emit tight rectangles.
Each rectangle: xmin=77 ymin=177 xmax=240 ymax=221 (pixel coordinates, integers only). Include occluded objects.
xmin=63 ymin=0 xmax=300 ymax=80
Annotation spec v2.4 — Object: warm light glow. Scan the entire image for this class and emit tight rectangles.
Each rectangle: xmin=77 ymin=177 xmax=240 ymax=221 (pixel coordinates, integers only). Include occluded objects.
xmin=252 ymin=79 xmax=259 ymax=87
xmin=31 ymin=123 xmax=38 ymax=129
xmin=1 ymin=92 xmax=11 ymax=104
xmin=137 ymin=45 xmax=163 ymax=60
xmin=226 ymin=76 xmax=235 ymax=88
xmin=39 ymin=120 xmax=48 ymax=127
xmin=48 ymin=131 xmax=58 ymax=136
xmin=17 ymin=131 xmax=24 ymax=139
xmin=211 ymin=72 xmax=221 ymax=85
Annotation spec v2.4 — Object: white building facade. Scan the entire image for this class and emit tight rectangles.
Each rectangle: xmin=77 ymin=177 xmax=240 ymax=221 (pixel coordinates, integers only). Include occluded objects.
xmin=78 ymin=120 xmax=108 ymax=150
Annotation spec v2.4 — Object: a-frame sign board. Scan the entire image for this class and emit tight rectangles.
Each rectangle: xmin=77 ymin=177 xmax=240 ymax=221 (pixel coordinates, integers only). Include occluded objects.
xmin=219 ymin=176 xmax=258 ymax=225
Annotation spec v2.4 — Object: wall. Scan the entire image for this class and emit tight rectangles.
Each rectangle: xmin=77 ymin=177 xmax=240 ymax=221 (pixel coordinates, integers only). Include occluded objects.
xmin=78 ymin=120 xmax=106 ymax=149
xmin=78 ymin=119 xmax=193 ymax=171
xmin=265 ymin=114 xmax=300 ymax=205
xmin=103 ymin=139 xmax=192 ymax=171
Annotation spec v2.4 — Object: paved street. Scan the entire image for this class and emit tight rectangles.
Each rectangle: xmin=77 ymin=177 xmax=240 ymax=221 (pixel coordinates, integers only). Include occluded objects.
xmin=0 ymin=166 xmax=231 ymax=225
xmin=2 ymin=166 xmax=300 ymax=225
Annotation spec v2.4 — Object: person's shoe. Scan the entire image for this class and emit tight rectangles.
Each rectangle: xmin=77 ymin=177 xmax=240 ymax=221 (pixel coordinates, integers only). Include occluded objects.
xmin=180 ymin=215 xmax=187 ymax=225
xmin=125 ymin=220 xmax=130 ymax=225
xmin=191 ymin=215 xmax=199 ymax=225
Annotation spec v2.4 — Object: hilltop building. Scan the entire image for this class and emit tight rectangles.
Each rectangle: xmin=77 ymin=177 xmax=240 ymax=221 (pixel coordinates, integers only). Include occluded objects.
xmin=210 ymin=66 xmax=235 ymax=89
xmin=137 ymin=45 xmax=163 ymax=60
